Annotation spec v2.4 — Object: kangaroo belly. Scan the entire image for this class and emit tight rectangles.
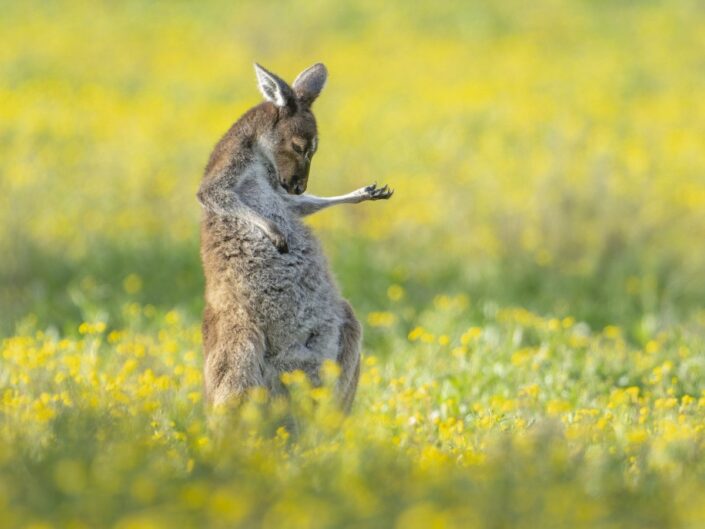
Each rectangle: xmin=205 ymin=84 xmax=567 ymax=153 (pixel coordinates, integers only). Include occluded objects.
xmin=204 ymin=215 xmax=344 ymax=364
xmin=252 ymin=227 xmax=343 ymax=359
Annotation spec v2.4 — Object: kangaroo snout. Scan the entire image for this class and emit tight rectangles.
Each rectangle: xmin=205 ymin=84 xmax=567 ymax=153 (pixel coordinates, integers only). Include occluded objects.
xmin=281 ymin=176 xmax=307 ymax=195
xmin=293 ymin=181 xmax=306 ymax=195
xmin=286 ymin=164 xmax=309 ymax=194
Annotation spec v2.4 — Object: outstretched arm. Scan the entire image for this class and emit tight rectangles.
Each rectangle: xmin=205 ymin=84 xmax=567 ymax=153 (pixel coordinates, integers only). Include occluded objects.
xmin=197 ymin=170 xmax=289 ymax=253
xmin=284 ymin=183 xmax=393 ymax=217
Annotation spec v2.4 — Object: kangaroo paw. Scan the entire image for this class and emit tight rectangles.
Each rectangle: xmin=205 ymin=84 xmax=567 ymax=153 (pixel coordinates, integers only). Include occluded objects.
xmin=271 ymin=231 xmax=289 ymax=253
xmin=265 ymin=223 xmax=289 ymax=253
xmin=365 ymin=183 xmax=394 ymax=200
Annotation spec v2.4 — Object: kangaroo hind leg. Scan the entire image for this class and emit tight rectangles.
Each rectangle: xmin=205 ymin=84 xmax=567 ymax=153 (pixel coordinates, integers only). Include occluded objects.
xmin=203 ymin=312 xmax=265 ymax=407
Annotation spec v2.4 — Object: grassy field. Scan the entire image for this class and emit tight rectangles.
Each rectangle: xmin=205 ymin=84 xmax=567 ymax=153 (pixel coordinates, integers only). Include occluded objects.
xmin=2 ymin=1 xmax=705 ymax=527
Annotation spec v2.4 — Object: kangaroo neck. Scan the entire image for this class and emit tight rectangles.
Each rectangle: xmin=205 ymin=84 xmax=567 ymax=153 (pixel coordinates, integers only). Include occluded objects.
xmin=254 ymin=137 xmax=281 ymax=190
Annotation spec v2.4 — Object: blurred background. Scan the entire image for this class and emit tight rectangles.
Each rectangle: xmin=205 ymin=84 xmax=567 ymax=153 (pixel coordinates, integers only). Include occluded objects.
xmin=2 ymin=0 xmax=705 ymax=340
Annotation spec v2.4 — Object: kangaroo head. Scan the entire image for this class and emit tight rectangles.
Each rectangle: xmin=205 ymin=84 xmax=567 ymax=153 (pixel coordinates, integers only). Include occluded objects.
xmin=254 ymin=63 xmax=327 ymax=195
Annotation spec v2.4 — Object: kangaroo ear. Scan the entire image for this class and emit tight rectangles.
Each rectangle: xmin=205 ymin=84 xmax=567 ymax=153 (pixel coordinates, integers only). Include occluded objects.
xmin=292 ymin=63 xmax=327 ymax=108
xmin=254 ymin=63 xmax=295 ymax=109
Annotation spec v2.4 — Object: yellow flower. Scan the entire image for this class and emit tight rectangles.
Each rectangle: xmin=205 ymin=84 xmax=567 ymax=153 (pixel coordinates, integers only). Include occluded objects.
xmin=123 ymin=273 xmax=143 ymax=294
xmin=387 ymin=284 xmax=405 ymax=301
xmin=367 ymin=311 xmax=397 ymax=328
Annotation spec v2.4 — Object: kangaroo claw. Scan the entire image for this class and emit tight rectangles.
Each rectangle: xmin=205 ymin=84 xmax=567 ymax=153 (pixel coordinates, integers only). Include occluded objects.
xmin=368 ymin=183 xmax=393 ymax=200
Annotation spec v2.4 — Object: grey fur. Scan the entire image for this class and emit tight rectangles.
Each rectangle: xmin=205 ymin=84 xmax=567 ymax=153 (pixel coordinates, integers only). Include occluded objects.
xmin=198 ymin=63 xmax=393 ymax=409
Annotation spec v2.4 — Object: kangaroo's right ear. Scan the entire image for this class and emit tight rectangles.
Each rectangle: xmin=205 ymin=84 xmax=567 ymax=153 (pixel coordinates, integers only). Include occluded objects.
xmin=254 ymin=63 xmax=295 ymax=109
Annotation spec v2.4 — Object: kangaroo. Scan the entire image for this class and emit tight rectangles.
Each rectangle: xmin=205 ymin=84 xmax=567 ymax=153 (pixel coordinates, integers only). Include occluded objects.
xmin=197 ymin=62 xmax=392 ymax=411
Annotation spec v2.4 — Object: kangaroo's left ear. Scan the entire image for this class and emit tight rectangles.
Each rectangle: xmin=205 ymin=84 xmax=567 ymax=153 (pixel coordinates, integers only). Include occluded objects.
xmin=254 ymin=63 xmax=295 ymax=109
xmin=292 ymin=63 xmax=327 ymax=108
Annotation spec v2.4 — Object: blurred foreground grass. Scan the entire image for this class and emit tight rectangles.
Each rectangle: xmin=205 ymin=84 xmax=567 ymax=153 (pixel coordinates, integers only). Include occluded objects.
xmin=4 ymin=303 xmax=705 ymax=528
xmin=2 ymin=1 xmax=705 ymax=527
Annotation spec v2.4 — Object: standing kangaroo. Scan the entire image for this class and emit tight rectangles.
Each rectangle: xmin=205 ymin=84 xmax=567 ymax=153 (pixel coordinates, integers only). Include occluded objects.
xmin=198 ymin=63 xmax=392 ymax=411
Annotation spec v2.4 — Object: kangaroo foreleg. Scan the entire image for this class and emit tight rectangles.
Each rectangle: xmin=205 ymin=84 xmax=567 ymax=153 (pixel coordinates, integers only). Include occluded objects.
xmin=198 ymin=175 xmax=289 ymax=253
xmin=285 ymin=183 xmax=393 ymax=217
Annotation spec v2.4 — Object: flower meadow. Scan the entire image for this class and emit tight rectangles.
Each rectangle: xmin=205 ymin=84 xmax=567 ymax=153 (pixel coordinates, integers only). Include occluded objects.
xmin=3 ymin=1 xmax=705 ymax=527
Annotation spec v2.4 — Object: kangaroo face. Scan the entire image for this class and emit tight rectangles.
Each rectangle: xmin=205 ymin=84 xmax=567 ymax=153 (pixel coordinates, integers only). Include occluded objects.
xmin=254 ymin=63 xmax=327 ymax=195
xmin=271 ymin=115 xmax=318 ymax=195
